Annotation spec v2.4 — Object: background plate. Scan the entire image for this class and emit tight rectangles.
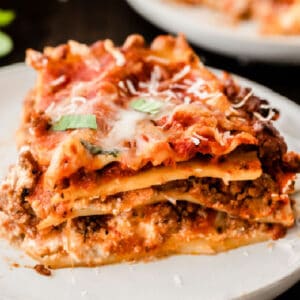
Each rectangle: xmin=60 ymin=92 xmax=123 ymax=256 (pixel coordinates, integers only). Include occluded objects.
xmin=126 ymin=0 xmax=300 ymax=64
xmin=0 ymin=64 xmax=300 ymax=300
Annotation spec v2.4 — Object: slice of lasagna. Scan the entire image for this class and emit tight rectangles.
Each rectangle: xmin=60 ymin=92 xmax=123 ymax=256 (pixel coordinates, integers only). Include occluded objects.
xmin=174 ymin=0 xmax=300 ymax=35
xmin=0 ymin=34 xmax=299 ymax=268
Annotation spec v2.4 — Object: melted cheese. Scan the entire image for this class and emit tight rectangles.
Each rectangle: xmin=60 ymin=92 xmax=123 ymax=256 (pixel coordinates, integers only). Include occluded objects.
xmin=25 ymin=35 xmax=263 ymax=185
xmin=101 ymin=109 xmax=146 ymax=149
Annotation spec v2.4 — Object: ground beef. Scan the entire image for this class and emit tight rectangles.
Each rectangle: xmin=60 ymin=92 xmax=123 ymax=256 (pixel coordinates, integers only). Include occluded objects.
xmin=283 ymin=152 xmax=300 ymax=173
xmin=70 ymin=201 xmax=286 ymax=254
xmin=0 ymin=150 xmax=40 ymax=230
xmin=222 ymin=75 xmax=266 ymax=113
xmin=254 ymin=122 xmax=288 ymax=173
xmin=34 ymin=264 xmax=51 ymax=276
xmin=160 ymin=174 xmax=279 ymax=202
xmin=74 ymin=215 xmax=111 ymax=240
xmin=156 ymin=174 xmax=291 ymax=223
xmin=30 ymin=112 xmax=51 ymax=137
xmin=221 ymin=73 xmax=241 ymax=101
xmin=222 ymin=74 xmax=286 ymax=173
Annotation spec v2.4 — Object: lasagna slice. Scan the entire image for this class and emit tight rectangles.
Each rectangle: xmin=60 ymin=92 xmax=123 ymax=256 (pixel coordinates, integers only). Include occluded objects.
xmin=0 ymin=34 xmax=299 ymax=268
xmin=174 ymin=0 xmax=300 ymax=35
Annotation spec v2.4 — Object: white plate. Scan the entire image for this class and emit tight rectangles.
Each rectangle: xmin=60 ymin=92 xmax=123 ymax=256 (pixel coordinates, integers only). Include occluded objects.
xmin=126 ymin=0 xmax=300 ymax=64
xmin=0 ymin=64 xmax=300 ymax=300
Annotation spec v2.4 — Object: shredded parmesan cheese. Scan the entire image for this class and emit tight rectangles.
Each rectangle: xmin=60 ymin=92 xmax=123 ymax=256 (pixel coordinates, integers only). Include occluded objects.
xmin=231 ymin=91 xmax=253 ymax=109
xmin=260 ymin=104 xmax=271 ymax=110
xmin=148 ymin=66 xmax=161 ymax=95
xmin=172 ymin=65 xmax=191 ymax=82
xmin=253 ymin=110 xmax=275 ymax=122
xmin=50 ymin=75 xmax=66 ymax=87
xmin=118 ymin=81 xmax=127 ymax=91
xmin=184 ymin=96 xmax=191 ymax=104
xmin=104 ymin=39 xmax=126 ymax=67
xmin=45 ymin=96 xmax=88 ymax=122
xmin=193 ymin=133 xmax=208 ymax=141
xmin=191 ymin=137 xmax=200 ymax=146
xmin=146 ymin=55 xmax=170 ymax=65
xmin=102 ymin=109 xmax=146 ymax=149
xmin=70 ymin=96 xmax=87 ymax=104
xmin=126 ymin=79 xmax=138 ymax=95
xmin=187 ymin=78 xmax=207 ymax=95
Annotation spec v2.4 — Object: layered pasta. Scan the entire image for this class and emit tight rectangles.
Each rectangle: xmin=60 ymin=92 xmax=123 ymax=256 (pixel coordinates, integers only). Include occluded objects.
xmin=0 ymin=34 xmax=299 ymax=268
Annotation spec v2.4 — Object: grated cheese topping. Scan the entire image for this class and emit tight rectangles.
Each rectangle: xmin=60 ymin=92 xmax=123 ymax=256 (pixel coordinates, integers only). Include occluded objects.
xmin=25 ymin=35 xmax=282 ymax=183
xmin=50 ymin=75 xmax=67 ymax=87
xmin=253 ymin=110 xmax=276 ymax=122
xmin=231 ymin=91 xmax=253 ymax=109
xmin=104 ymin=39 xmax=126 ymax=67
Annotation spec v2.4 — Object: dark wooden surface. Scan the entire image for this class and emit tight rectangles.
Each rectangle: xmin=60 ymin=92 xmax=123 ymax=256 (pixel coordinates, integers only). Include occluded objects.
xmin=0 ymin=0 xmax=299 ymax=298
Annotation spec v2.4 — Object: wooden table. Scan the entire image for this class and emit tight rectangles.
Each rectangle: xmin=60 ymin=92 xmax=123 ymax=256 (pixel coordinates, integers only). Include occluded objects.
xmin=0 ymin=0 xmax=299 ymax=298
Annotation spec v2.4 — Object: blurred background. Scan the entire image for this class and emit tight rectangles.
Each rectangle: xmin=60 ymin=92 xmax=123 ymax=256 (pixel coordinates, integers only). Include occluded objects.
xmin=0 ymin=0 xmax=299 ymax=298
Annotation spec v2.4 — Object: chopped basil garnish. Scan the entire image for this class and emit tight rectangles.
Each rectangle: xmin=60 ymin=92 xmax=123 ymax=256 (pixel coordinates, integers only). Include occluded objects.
xmin=130 ymin=98 xmax=163 ymax=115
xmin=0 ymin=31 xmax=12 ymax=57
xmin=0 ymin=9 xmax=15 ymax=57
xmin=0 ymin=9 xmax=15 ymax=27
xmin=81 ymin=140 xmax=119 ymax=157
xmin=52 ymin=114 xmax=97 ymax=131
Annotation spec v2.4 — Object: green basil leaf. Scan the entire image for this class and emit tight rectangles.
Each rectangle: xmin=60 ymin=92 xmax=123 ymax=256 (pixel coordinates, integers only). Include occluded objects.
xmin=80 ymin=140 xmax=119 ymax=157
xmin=130 ymin=98 xmax=163 ymax=115
xmin=0 ymin=9 xmax=15 ymax=27
xmin=52 ymin=114 xmax=97 ymax=131
xmin=0 ymin=30 xmax=13 ymax=57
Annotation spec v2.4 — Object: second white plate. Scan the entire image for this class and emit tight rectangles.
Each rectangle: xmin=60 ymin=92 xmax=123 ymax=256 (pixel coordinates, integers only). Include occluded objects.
xmin=127 ymin=0 xmax=300 ymax=63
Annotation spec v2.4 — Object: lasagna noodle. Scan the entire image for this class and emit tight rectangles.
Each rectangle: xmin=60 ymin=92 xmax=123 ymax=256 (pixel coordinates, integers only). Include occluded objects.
xmin=38 ymin=180 xmax=294 ymax=229
xmin=37 ymin=152 xmax=293 ymax=229
xmin=49 ymin=151 xmax=262 ymax=205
